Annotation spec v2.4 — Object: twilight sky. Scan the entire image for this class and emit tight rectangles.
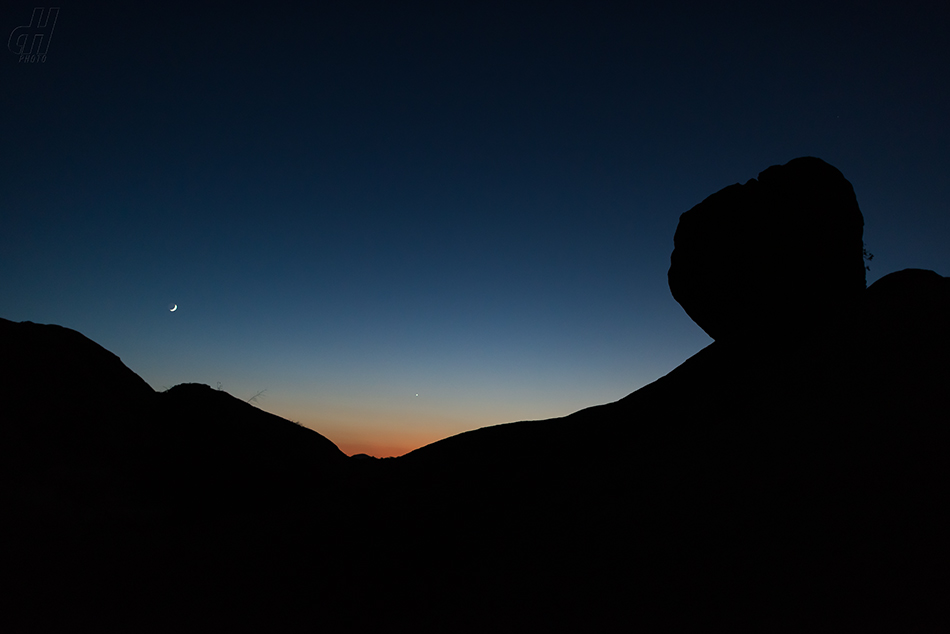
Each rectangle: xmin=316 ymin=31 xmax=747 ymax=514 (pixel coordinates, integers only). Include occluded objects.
xmin=3 ymin=1 xmax=949 ymax=456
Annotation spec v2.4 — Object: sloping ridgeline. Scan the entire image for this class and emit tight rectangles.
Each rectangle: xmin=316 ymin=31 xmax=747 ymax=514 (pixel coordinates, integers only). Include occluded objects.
xmin=2 ymin=159 xmax=948 ymax=632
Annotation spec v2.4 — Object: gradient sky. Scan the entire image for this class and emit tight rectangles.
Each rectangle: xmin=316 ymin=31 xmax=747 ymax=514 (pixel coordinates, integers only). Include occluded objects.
xmin=3 ymin=1 xmax=949 ymax=456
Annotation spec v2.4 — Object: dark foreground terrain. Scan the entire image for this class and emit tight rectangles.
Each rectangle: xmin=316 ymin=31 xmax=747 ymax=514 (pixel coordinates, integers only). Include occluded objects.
xmin=2 ymin=159 xmax=948 ymax=632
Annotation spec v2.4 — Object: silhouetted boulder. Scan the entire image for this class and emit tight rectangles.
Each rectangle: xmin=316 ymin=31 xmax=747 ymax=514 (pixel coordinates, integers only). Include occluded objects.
xmin=668 ymin=157 xmax=867 ymax=341
xmin=864 ymin=268 xmax=950 ymax=353
xmin=861 ymin=268 xmax=950 ymax=429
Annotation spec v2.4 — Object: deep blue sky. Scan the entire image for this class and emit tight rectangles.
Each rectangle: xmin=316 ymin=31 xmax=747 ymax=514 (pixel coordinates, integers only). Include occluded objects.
xmin=3 ymin=1 xmax=948 ymax=456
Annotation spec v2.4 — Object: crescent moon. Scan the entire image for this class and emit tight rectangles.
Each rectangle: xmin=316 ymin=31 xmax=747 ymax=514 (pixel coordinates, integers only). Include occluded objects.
xmin=170 ymin=304 xmax=177 ymax=312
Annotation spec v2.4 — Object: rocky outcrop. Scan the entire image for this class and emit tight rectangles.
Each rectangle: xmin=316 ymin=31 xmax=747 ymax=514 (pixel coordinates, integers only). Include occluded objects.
xmin=668 ymin=157 xmax=867 ymax=341
xmin=3 ymin=164 xmax=949 ymax=631
xmin=861 ymin=268 xmax=950 ymax=427
xmin=864 ymin=268 xmax=950 ymax=352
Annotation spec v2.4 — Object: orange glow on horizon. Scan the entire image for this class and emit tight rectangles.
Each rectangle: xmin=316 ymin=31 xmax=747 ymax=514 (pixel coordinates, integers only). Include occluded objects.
xmin=282 ymin=396 xmax=564 ymax=460
xmin=337 ymin=440 xmax=422 ymax=458
xmin=307 ymin=421 xmax=455 ymax=459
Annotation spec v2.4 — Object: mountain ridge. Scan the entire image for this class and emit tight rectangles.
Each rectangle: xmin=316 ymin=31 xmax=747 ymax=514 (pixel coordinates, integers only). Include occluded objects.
xmin=3 ymin=157 xmax=948 ymax=631
xmin=4 ymin=273 xmax=946 ymax=631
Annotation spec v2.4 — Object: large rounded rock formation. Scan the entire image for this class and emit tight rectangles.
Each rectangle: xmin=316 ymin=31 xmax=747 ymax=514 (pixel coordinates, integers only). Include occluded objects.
xmin=668 ymin=157 xmax=867 ymax=341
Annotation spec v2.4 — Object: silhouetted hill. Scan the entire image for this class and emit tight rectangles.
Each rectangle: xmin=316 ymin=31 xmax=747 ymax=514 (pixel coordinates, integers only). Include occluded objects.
xmin=0 ymin=319 xmax=355 ymax=632
xmin=1 ymin=318 xmax=159 ymax=518
xmin=147 ymin=382 xmax=349 ymax=509
xmin=0 ymin=317 xmax=155 ymax=428
xmin=382 ymin=266 xmax=950 ymax=631
xmin=0 ymin=320 xmax=347 ymax=512
xmin=2 ymin=160 xmax=948 ymax=632
xmin=404 ymin=268 xmax=949 ymax=471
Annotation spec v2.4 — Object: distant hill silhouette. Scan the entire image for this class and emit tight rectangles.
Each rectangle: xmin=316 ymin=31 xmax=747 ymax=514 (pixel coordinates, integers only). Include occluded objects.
xmin=2 ymin=159 xmax=948 ymax=632
xmin=0 ymin=319 xmax=347 ymax=511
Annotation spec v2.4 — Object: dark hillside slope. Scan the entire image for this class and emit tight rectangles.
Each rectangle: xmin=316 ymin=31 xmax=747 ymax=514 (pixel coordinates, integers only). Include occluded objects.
xmin=2 ymin=159 xmax=947 ymax=631
xmin=388 ymin=155 xmax=950 ymax=630
xmin=2 ymin=272 xmax=946 ymax=631
xmin=378 ymin=267 xmax=950 ymax=631
xmin=0 ymin=319 xmax=348 ymax=513
xmin=0 ymin=317 xmax=158 ymax=513
xmin=149 ymin=383 xmax=348 ymax=507
xmin=0 ymin=319 xmax=352 ymax=632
